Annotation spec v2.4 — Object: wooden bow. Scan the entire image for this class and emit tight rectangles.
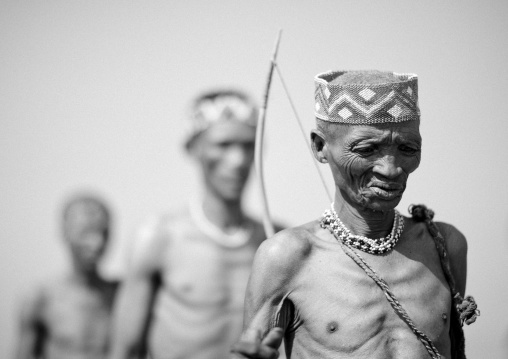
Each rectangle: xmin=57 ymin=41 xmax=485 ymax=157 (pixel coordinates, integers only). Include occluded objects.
xmin=255 ymin=30 xmax=332 ymax=238
xmin=255 ymin=30 xmax=282 ymax=238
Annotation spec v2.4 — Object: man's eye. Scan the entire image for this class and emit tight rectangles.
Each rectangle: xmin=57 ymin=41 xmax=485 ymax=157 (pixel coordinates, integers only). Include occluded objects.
xmin=216 ymin=142 xmax=231 ymax=149
xmin=354 ymin=146 xmax=376 ymax=155
xmin=399 ymin=145 xmax=419 ymax=155
xmin=242 ymin=143 xmax=255 ymax=151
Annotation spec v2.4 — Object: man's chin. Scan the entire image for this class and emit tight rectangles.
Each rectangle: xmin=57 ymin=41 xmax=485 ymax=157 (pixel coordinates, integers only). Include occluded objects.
xmin=365 ymin=197 xmax=402 ymax=212
xmin=356 ymin=193 xmax=402 ymax=212
xmin=219 ymin=189 xmax=244 ymax=203
xmin=78 ymin=263 xmax=100 ymax=274
xmin=214 ymin=182 xmax=247 ymax=202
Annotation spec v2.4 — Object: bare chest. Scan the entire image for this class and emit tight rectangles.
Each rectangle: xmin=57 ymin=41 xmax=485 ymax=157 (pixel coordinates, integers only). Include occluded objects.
xmin=42 ymin=284 xmax=114 ymax=354
xmin=286 ymin=240 xmax=452 ymax=358
xmin=160 ymin=231 xmax=262 ymax=309
xmin=148 ymin=229 xmax=264 ymax=357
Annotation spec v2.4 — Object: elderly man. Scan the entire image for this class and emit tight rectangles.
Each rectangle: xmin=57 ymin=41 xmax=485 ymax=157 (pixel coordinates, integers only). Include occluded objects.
xmin=15 ymin=193 xmax=117 ymax=359
xmin=110 ymin=90 xmax=282 ymax=359
xmin=232 ymin=71 xmax=478 ymax=359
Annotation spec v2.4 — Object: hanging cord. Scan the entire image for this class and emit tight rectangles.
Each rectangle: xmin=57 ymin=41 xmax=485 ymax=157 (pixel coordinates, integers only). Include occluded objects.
xmin=409 ymin=204 xmax=480 ymax=326
xmin=409 ymin=204 xmax=480 ymax=359
xmin=322 ymin=221 xmax=442 ymax=359
xmin=274 ymin=64 xmax=333 ymax=203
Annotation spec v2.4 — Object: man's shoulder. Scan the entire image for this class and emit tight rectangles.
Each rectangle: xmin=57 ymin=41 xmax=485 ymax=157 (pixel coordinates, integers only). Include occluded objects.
xmin=435 ymin=221 xmax=468 ymax=254
xmin=144 ymin=207 xmax=190 ymax=225
xmin=404 ymin=215 xmax=468 ymax=257
xmin=137 ymin=207 xmax=191 ymax=237
xmin=255 ymin=220 xmax=320 ymax=269
xmin=248 ymin=221 xmax=320 ymax=295
xmin=32 ymin=273 xmax=70 ymax=294
xmin=18 ymin=274 xmax=69 ymax=315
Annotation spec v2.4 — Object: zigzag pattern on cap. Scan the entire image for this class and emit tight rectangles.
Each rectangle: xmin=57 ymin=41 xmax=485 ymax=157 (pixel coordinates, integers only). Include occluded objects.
xmin=314 ymin=71 xmax=420 ymax=124
xmin=185 ymin=94 xmax=258 ymax=147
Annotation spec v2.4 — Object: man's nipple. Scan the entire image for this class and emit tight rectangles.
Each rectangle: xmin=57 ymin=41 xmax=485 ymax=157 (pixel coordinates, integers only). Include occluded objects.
xmin=327 ymin=321 xmax=339 ymax=333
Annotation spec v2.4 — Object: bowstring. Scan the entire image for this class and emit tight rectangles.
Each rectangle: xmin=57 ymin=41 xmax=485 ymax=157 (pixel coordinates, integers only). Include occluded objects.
xmin=274 ymin=64 xmax=333 ymax=203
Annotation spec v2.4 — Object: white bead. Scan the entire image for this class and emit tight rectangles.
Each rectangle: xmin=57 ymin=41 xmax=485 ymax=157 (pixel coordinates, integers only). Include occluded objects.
xmin=323 ymin=205 xmax=404 ymax=255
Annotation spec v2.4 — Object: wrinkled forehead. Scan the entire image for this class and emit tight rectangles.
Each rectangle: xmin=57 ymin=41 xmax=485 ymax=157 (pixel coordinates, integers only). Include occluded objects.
xmin=332 ymin=120 xmax=421 ymax=143
xmin=201 ymin=119 xmax=257 ymax=144
xmin=65 ymin=201 xmax=109 ymax=229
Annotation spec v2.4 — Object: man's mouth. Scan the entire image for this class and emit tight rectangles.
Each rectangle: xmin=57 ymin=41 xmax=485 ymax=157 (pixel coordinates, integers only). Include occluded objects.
xmin=222 ymin=172 xmax=249 ymax=184
xmin=223 ymin=176 xmax=246 ymax=186
xmin=368 ymin=182 xmax=404 ymax=200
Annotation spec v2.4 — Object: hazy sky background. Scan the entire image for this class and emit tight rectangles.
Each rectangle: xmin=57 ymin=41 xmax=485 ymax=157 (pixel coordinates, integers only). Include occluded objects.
xmin=1 ymin=1 xmax=507 ymax=357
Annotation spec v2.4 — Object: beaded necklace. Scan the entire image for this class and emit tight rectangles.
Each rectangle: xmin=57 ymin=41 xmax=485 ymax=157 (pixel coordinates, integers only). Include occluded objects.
xmin=189 ymin=198 xmax=253 ymax=248
xmin=321 ymin=203 xmax=404 ymax=255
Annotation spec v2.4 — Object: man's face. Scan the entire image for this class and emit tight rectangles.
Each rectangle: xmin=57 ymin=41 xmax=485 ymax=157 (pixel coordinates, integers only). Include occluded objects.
xmin=318 ymin=120 xmax=422 ymax=212
xmin=192 ymin=120 xmax=256 ymax=202
xmin=63 ymin=202 xmax=109 ymax=272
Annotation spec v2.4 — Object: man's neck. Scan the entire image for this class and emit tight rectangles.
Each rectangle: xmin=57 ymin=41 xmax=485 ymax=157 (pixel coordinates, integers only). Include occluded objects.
xmin=202 ymin=191 xmax=244 ymax=231
xmin=333 ymin=194 xmax=395 ymax=239
xmin=69 ymin=264 xmax=104 ymax=287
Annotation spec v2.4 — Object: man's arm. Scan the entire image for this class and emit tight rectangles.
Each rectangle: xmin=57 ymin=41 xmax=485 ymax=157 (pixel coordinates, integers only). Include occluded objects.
xmin=437 ymin=222 xmax=468 ymax=296
xmin=232 ymin=228 xmax=310 ymax=359
xmin=14 ymin=287 xmax=45 ymax=359
xmin=109 ymin=219 xmax=166 ymax=359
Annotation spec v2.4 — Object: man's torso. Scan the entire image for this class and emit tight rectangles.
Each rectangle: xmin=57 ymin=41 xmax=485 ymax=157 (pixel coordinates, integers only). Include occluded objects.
xmin=146 ymin=209 xmax=266 ymax=359
xmin=39 ymin=276 xmax=117 ymax=359
xmin=277 ymin=217 xmax=452 ymax=359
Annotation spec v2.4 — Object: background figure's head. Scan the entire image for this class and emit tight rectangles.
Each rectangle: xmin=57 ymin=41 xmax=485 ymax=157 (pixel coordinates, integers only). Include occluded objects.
xmin=185 ymin=89 xmax=258 ymax=203
xmin=62 ymin=193 xmax=111 ymax=274
xmin=311 ymin=71 xmax=422 ymax=213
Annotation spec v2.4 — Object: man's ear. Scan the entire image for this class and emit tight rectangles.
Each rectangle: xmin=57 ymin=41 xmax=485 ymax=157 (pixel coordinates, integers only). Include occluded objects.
xmin=311 ymin=129 xmax=328 ymax=163
xmin=185 ymin=135 xmax=200 ymax=158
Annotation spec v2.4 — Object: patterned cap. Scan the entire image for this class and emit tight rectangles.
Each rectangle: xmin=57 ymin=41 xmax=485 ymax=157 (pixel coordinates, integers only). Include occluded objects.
xmin=314 ymin=70 xmax=420 ymax=124
xmin=185 ymin=91 xmax=258 ymax=147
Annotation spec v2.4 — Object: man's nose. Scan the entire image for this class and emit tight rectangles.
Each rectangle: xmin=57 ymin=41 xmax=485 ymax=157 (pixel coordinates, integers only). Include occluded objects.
xmin=82 ymin=232 xmax=106 ymax=252
xmin=227 ymin=146 xmax=251 ymax=168
xmin=373 ymin=154 xmax=403 ymax=179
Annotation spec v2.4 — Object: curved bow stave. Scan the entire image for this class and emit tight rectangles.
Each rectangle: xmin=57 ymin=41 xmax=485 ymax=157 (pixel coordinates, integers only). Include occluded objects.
xmin=254 ymin=30 xmax=282 ymax=239
xmin=255 ymin=30 xmax=332 ymax=239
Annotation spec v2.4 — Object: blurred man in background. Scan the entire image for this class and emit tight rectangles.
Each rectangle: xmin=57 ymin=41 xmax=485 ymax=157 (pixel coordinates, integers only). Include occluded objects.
xmin=110 ymin=90 xmax=282 ymax=359
xmin=15 ymin=193 xmax=118 ymax=359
